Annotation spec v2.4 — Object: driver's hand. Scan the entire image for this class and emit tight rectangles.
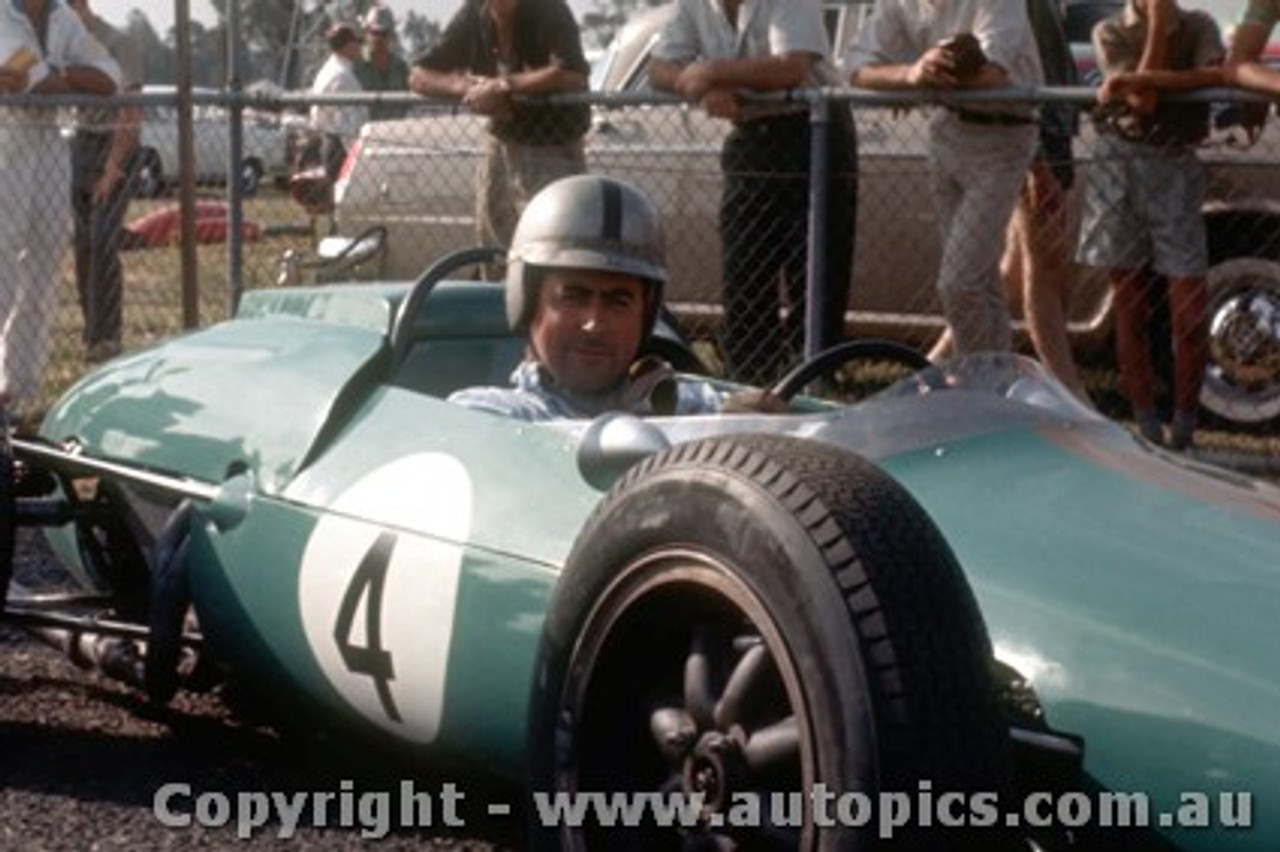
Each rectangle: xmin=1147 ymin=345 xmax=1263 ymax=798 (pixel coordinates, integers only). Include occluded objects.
xmin=720 ymin=389 xmax=791 ymax=414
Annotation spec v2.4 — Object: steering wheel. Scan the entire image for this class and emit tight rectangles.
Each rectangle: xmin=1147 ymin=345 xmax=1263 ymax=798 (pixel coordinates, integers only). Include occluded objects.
xmin=315 ymin=224 xmax=387 ymax=277
xmin=769 ymin=338 xmax=933 ymax=402
xmin=389 ymin=245 xmax=506 ymax=374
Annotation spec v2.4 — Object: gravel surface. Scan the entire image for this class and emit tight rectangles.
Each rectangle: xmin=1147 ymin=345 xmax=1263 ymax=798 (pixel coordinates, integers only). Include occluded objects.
xmin=1 ymin=531 xmax=524 ymax=851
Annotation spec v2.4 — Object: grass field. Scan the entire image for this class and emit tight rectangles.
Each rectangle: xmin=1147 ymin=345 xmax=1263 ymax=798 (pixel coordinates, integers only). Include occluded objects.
xmin=37 ymin=189 xmax=316 ymax=415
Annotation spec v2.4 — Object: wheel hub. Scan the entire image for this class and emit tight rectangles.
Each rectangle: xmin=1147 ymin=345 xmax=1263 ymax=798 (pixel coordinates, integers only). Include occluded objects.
xmin=683 ymin=730 xmax=747 ymax=814
xmin=1209 ymin=289 xmax=1280 ymax=389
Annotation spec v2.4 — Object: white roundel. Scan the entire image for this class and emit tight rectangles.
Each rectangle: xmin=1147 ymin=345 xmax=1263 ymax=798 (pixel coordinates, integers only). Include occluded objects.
xmin=298 ymin=453 xmax=473 ymax=743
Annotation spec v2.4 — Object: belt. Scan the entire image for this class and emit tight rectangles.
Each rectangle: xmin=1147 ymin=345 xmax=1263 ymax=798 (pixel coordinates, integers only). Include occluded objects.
xmin=955 ymin=109 xmax=1036 ymax=127
xmin=731 ymin=109 xmax=810 ymax=130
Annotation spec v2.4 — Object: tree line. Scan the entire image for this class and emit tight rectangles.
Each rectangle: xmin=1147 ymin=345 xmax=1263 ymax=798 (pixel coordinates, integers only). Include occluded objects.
xmin=121 ymin=0 xmax=667 ymax=90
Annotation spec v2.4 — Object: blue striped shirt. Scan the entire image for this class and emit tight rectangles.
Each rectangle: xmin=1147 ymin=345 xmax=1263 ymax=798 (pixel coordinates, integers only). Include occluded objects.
xmin=448 ymin=360 xmax=728 ymax=421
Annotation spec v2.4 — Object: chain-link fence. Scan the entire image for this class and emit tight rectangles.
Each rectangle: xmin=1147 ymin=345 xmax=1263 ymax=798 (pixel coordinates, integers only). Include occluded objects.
xmin=3 ymin=85 xmax=1280 ymax=448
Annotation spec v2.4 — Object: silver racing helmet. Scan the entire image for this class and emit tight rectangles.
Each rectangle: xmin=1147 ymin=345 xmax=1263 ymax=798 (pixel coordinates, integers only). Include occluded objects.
xmin=505 ymin=175 xmax=667 ymax=336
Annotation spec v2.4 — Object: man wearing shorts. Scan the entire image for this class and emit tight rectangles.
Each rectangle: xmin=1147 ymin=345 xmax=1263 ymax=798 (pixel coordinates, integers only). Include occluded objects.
xmin=1076 ymin=0 xmax=1222 ymax=449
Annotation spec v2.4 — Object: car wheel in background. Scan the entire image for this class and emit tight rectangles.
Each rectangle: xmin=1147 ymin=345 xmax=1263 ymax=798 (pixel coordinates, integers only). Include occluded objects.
xmin=135 ymin=148 xmax=164 ymax=198
xmin=527 ymin=434 xmax=1015 ymax=851
xmin=240 ymin=158 xmax=264 ymax=197
xmin=1201 ymin=257 xmax=1280 ymax=427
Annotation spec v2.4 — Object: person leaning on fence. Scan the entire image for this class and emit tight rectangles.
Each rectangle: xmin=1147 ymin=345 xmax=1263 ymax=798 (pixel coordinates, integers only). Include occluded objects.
xmin=927 ymin=0 xmax=1091 ymax=403
xmin=448 ymin=174 xmax=786 ymax=421
xmin=0 ymin=0 xmax=120 ymax=419
xmin=356 ymin=4 xmax=410 ymax=122
xmin=309 ymin=22 xmax=369 ymax=180
xmin=1075 ymin=0 xmax=1223 ymax=450
xmin=68 ymin=0 xmax=142 ymax=365
xmin=847 ymin=0 xmax=1043 ymax=358
xmin=408 ymin=0 xmax=591 ymax=252
xmin=647 ymin=0 xmax=858 ymax=387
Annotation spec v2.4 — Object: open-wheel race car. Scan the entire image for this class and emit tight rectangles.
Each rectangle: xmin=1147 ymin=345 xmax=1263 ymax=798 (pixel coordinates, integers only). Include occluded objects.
xmin=2 ymin=248 xmax=1278 ymax=851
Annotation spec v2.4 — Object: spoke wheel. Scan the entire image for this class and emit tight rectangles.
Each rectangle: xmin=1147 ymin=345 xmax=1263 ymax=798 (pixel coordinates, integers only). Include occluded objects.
xmin=1201 ymin=257 xmax=1280 ymax=426
xmin=529 ymin=434 xmax=1013 ymax=852
xmin=569 ymin=552 xmax=813 ymax=850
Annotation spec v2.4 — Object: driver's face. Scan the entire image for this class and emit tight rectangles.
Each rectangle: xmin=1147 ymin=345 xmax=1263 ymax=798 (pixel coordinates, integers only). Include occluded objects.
xmin=529 ymin=269 xmax=646 ymax=395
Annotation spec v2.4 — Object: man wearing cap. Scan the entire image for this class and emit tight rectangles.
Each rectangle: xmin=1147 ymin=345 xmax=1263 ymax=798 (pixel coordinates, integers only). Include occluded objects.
xmin=409 ymin=0 xmax=591 ymax=251
xmin=356 ymin=5 xmax=410 ymax=121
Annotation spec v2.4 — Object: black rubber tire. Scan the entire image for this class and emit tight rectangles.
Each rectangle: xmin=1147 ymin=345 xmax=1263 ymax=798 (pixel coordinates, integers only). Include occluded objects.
xmin=528 ymin=434 xmax=1012 ymax=851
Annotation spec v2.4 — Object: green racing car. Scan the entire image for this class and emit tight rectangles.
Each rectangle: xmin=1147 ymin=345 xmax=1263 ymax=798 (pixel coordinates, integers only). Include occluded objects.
xmin=2 ymin=253 xmax=1278 ymax=850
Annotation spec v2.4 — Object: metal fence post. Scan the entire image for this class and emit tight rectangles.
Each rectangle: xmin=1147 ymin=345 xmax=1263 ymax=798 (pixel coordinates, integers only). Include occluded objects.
xmin=226 ymin=0 xmax=245 ymax=316
xmin=805 ymin=92 xmax=831 ymax=360
xmin=174 ymin=0 xmax=199 ymax=329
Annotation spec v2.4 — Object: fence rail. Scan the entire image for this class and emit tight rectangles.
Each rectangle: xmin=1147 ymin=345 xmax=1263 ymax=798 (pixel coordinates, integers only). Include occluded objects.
xmin=2 ymin=85 xmax=1279 ymax=444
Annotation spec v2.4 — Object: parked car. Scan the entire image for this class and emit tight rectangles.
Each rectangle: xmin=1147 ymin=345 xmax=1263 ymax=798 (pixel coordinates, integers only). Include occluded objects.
xmin=4 ymin=252 xmax=1280 ymax=849
xmin=322 ymin=0 xmax=1280 ymax=429
xmin=135 ymin=86 xmax=291 ymax=197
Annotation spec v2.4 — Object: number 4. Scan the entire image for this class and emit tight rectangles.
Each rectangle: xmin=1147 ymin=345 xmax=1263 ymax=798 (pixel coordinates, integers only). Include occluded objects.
xmin=333 ymin=531 xmax=401 ymax=722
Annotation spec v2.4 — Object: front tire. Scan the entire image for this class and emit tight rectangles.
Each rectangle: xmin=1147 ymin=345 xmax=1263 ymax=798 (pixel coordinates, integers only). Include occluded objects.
xmin=528 ymin=434 xmax=1012 ymax=851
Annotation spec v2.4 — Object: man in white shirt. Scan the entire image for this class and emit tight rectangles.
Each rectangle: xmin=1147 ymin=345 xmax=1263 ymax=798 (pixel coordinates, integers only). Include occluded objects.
xmin=648 ymin=0 xmax=858 ymax=386
xmin=309 ymin=22 xmax=368 ymax=178
xmin=0 ymin=0 xmax=120 ymax=419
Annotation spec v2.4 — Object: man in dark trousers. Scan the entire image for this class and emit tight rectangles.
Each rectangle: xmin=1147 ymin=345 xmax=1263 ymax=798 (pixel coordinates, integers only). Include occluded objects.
xmin=649 ymin=0 xmax=857 ymax=386
xmin=69 ymin=0 xmax=141 ymax=363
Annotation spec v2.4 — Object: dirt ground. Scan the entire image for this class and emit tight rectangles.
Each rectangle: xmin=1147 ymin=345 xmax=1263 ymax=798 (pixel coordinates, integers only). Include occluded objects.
xmin=0 ymin=531 xmax=524 ymax=851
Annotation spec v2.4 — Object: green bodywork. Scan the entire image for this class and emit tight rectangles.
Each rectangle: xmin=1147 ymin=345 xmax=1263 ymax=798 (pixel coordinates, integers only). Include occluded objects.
xmin=39 ymin=281 xmax=1280 ymax=849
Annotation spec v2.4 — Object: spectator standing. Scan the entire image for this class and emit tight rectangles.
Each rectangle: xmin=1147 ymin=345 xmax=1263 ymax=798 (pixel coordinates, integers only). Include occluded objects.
xmin=310 ymin=22 xmax=368 ymax=180
xmin=1076 ymin=0 xmax=1223 ymax=449
xmin=848 ymin=0 xmax=1043 ymax=357
xmin=356 ymin=5 xmax=411 ymax=121
xmin=68 ymin=0 xmax=142 ymax=365
xmin=1008 ymin=0 xmax=1088 ymax=400
xmin=926 ymin=0 xmax=1089 ymax=402
xmin=648 ymin=0 xmax=858 ymax=386
xmin=0 ymin=0 xmax=119 ymax=419
xmin=409 ymin=0 xmax=590 ymax=251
